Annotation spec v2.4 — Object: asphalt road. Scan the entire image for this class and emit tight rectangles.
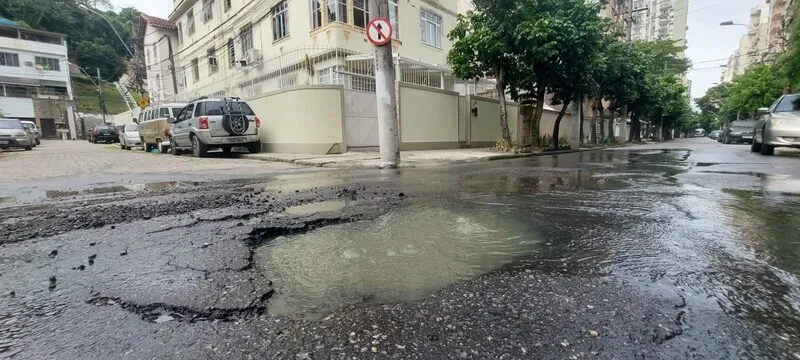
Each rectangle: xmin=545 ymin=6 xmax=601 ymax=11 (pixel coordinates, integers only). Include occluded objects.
xmin=1 ymin=138 xmax=800 ymax=359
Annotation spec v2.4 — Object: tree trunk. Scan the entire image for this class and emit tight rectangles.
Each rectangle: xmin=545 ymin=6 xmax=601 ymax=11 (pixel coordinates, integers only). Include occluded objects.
xmin=551 ymin=97 xmax=572 ymax=151
xmin=530 ymin=82 xmax=547 ymax=148
xmin=577 ymin=94 xmax=584 ymax=147
xmin=607 ymin=104 xmax=615 ymax=142
xmin=495 ymin=65 xmax=512 ymax=150
xmin=590 ymin=98 xmax=598 ymax=144
xmin=598 ymin=101 xmax=606 ymax=140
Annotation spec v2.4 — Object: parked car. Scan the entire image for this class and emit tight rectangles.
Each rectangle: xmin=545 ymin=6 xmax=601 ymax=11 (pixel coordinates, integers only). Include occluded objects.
xmin=137 ymin=103 xmax=187 ymax=153
xmin=119 ymin=123 xmax=142 ymax=150
xmin=694 ymin=128 xmax=706 ymax=137
xmin=721 ymin=121 xmax=755 ymax=144
xmin=89 ymin=124 xmax=119 ymax=143
xmin=0 ymin=118 xmax=33 ymax=151
xmin=21 ymin=123 xmax=37 ymax=147
xmin=20 ymin=121 xmax=41 ymax=145
xmin=168 ymin=97 xmax=261 ymax=157
xmin=752 ymin=93 xmax=800 ymax=155
xmin=709 ymin=130 xmax=721 ymax=140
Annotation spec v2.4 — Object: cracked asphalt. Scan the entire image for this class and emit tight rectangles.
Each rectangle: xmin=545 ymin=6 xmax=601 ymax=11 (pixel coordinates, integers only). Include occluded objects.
xmin=2 ymin=139 xmax=800 ymax=359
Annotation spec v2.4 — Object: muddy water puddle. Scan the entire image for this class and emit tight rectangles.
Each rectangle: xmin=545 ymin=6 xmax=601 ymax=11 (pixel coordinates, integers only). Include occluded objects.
xmin=282 ymin=200 xmax=355 ymax=216
xmin=255 ymin=205 xmax=541 ymax=318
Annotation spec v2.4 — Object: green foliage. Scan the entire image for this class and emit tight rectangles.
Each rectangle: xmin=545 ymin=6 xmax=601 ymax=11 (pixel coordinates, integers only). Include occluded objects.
xmin=0 ymin=0 xmax=137 ymax=82
xmin=493 ymin=138 xmax=518 ymax=152
xmin=74 ymin=39 xmax=126 ymax=80
xmin=724 ymin=64 xmax=782 ymax=120
xmin=539 ymin=135 xmax=570 ymax=150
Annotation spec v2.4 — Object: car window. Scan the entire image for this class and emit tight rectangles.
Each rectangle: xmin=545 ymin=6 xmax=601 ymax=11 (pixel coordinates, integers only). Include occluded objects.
xmin=126 ymin=124 xmax=138 ymax=131
xmin=774 ymin=95 xmax=800 ymax=112
xmin=194 ymin=103 xmax=203 ymax=117
xmin=160 ymin=107 xmax=171 ymax=118
xmin=200 ymin=101 xmax=256 ymax=116
xmin=183 ymin=104 xmax=195 ymax=121
xmin=172 ymin=108 xmax=183 ymax=118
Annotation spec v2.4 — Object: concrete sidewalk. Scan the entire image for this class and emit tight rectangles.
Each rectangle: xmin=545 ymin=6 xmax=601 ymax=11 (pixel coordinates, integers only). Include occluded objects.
xmin=242 ymin=148 xmax=587 ymax=168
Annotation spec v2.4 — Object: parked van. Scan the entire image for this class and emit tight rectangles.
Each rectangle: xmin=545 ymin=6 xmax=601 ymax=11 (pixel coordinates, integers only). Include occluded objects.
xmin=137 ymin=103 xmax=187 ymax=152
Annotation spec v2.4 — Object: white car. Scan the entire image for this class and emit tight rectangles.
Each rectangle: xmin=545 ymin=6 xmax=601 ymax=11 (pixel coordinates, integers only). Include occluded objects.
xmin=119 ymin=123 xmax=142 ymax=150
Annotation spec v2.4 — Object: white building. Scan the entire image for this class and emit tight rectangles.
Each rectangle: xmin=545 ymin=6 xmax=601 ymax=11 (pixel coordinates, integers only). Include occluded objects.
xmin=631 ymin=0 xmax=689 ymax=49
xmin=720 ymin=0 xmax=771 ymax=83
xmin=0 ymin=23 xmax=76 ymax=139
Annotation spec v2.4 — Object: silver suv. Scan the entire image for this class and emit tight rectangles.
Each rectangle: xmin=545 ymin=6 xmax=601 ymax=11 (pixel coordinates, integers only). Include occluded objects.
xmin=168 ymin=97 xmax=261 ymax=157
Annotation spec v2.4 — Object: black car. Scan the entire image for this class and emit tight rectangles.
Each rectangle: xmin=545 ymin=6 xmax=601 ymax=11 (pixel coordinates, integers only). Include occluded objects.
xmin=721 ymin=122 xmax=756 ymax=144
xmin=89 ymin=124 xmax=119 ymax=143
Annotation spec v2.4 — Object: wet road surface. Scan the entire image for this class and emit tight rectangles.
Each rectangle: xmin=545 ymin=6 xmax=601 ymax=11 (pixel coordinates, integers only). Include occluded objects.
xmin=2 ymin=138 xmax=800 ymax=359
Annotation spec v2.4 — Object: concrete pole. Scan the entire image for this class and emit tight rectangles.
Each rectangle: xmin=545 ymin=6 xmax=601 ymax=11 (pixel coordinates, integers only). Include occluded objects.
xmin=369 ymin=0 xmax=400 ymax=168
xmin=618 ymin=0 xmax=633 ymax=143
xmin=97 ymin=68 xmax=107 ymax=123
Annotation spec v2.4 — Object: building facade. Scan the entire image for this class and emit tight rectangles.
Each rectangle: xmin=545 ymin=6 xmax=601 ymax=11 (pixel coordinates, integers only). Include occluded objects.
xmin=0 ymin=23 xmax=77 ymax=139
xmin=630 ymin=0 xmax=689 ymax=49
xmin=767 ymin=0 xmax=795 ymax=56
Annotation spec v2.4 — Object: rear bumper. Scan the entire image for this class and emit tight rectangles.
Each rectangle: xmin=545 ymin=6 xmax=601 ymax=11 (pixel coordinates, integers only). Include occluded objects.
xmin=124 ymin=137 xmax=142 ymax=146
xmin=726 ymin=134 xmax=753 ymax=143
xmin=0 ymin=138 xmax=30 ymax=148
xmin=94 ymin=135 xmax=118 ymax=141
xmin=195 ymin=131 xmax=259 ymax=145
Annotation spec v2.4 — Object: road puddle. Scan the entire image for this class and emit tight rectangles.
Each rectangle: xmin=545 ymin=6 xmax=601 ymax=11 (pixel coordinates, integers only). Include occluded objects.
xmin=255 ymin=205 xmax=541 ymax=318
xmin=283 ymin=200 xmax=355 ymax=215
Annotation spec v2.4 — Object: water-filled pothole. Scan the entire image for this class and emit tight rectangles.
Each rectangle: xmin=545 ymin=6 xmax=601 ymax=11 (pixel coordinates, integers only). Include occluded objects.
xmin=283 ymin=200 xmax=356 ymax=216
xmin=255 ymin=205 xmax=541 ymax=319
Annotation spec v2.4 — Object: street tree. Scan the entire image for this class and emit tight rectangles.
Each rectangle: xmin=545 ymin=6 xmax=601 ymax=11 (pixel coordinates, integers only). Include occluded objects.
xmin=725 ymin=64 xmax=782 ymax=121
xmin=448 ymin=1 xmax=533 ymax=150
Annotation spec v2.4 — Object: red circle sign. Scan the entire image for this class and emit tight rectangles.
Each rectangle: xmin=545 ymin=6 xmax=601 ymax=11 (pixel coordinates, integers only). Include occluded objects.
xmin=367 ymin=18 xmax=392 ymax=46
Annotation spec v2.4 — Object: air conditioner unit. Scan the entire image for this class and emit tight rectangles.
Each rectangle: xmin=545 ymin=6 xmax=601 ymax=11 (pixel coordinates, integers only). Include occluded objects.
xmin=24 ymin=61 xmax=33 ymax=67
xmin=245 ymin=49 xmax=263 ymax=64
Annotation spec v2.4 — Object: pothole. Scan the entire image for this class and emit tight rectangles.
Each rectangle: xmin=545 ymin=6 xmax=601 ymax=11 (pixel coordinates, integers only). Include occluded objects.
xmin=282 ymin=200 xmax=358 ymax=216
xmin=254 ymin=205 xmax=542 ymax=319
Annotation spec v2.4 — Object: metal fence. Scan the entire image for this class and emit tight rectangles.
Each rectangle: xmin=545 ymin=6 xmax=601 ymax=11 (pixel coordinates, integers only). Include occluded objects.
xmin=159 ymin=46 xmax=472 ymax=103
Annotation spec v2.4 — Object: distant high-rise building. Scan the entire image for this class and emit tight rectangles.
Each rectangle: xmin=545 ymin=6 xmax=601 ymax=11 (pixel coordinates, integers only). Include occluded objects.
xmin=630 ymin=0 xmax=689 ymax=50
xmin=721 ymin=0 xmax=774 ymax=83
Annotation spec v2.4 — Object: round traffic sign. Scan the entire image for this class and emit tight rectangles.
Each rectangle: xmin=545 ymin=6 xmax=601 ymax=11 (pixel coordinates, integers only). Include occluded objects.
xmin=366 ymin=18 xmax=392 ymax=46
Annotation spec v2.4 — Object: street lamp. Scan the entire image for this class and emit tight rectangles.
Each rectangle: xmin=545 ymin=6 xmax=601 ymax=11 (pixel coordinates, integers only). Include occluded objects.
xmin=720 ymin=21 xmax=753 ymax=30
xmin=78 ymin=4 xmax=135 ymax=58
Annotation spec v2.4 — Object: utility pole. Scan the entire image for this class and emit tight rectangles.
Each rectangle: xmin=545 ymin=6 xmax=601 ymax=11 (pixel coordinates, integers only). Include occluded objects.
xmin=97 ymin=68 xmax=107 ymax=123
xmin=619 ymin=0 xmax=633 ymax=143
xmin=162 ymin=34 xmax=179 ymax=96
xmin=369 ymin=0 xmax=400 ymax=168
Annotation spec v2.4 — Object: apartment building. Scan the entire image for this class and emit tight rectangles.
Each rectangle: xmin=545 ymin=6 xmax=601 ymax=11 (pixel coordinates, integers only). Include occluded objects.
xmin=630 ymin=0 xmax=689 ymax=49
xmin=720 ymin=1 xmax=770 ymax=83
xmin=140 ymin=0 xmax=457 ymax=102
xmin=0 ymin=22 xmax=77 ymax=139
xmin=767 ymin=0 xmax=796 ymax=56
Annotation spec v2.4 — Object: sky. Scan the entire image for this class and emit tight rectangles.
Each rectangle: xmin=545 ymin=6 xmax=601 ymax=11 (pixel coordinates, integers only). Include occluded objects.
xmin=685 ymin=0 xmax=758 ymax=100
xmin=111 ymin=0 xmax=757 ymax=102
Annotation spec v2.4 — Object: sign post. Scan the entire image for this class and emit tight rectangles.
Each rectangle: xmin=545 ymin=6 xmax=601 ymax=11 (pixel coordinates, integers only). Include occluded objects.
xmin=365 ymin=5 xmax=399 ymax=168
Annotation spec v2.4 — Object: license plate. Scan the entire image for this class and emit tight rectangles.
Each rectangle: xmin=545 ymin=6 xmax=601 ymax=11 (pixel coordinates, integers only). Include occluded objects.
xmin=225 ymin=137 xmax=246 ymax=143
xmin=743 ymin=136 xmax=753 ymax=139
xmin=0 ymin=141 xmax=8 ymax=144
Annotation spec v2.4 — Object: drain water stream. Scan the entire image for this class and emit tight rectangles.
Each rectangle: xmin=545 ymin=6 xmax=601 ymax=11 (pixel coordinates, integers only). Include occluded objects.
xmin=255 ymin=205 xmax=541 ymax=318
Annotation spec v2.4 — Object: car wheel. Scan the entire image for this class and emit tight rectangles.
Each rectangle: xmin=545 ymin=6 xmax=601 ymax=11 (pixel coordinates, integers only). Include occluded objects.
xmin=247 ymin=141 xmax=262 ymax=154
xmin=751 ymin=138 xmax=761 ymax=152
xmin=170 ymin=137 xmax=181 ymax=156
xmin=191 ymin=135 xmax=207 ymax=158
xmin=760 ymin=142 xmax=775 ymax=155
xmin=120 ymin=143 xmax=125 ymax=150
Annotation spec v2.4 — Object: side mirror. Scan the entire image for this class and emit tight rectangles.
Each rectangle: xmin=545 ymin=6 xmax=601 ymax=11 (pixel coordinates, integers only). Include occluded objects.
xmin=757 ymin=107 xmax=769 ymax=114
xmin=133 ymin=118 xmax=138 ymax=124
xmin=167 ymin=117 xmax=176 ymax=124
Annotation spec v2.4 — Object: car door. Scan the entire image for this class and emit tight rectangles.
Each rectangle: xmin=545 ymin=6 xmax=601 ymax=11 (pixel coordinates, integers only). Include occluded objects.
xmin=173 ymin=104 xmax=194 ymax=147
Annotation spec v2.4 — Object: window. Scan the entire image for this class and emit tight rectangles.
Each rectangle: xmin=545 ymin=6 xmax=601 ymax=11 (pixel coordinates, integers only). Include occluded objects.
xmin=327 ymin=0 xmax=347 ymax=23
xmin=160 ymin=107 xmax=171 ymax=118
xmin=152 ymin=44 xmax=159 ymax=63
xmin=155 ymin=73 xmax=162 ymax=93
xmin=353 ymin=0 xmax=369 ymax=28
xmin=775 ymin=94 xmax=800 ymax=112
xmin=389 ymin=0 xmax=399 ymax=38
xmin=207 ymin=48 xmax=218 ymax=73
xmin=187 ymin=10 xmax=196 ymax=35
xmin=272 ymin=1 xmax=289 ymax=41
xmin=227 ymin=38 xmax=236 ymax=67
xmin=240 ymin=23 xmax=254 ymax=53
xmin=224 ymin=0 xmax=231 ymax=11
xmin=420 ymin=9 xmax=442 ymax=48
xmin=317 ymin=67 xmax=344 ymax=84
xmin=311 ymin=0 xmax=323 ymax=29
xmin=34 ymin=57 xmax=60 ymax=71
xmin=4 ymin=84 xmax=35 ymax=97
xmin=191 ymin=58 xmax=200 ymax=82
xmin=178 ymin=22 xmax=184 ymax=45
xmin=0 ymin=52 xmax=20 ymax=67
xmin=202 ymin=0 xmax=214 ymax=22
xmin=181 ymin=66 xmax=188 ymax=86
